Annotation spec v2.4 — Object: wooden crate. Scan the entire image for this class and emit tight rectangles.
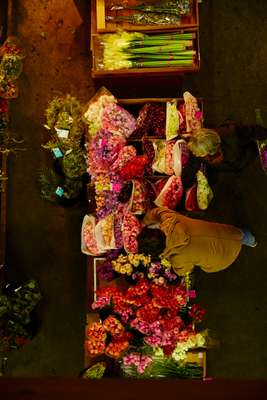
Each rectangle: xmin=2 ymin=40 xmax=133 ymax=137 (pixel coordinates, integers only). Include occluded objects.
xmin=185 ymin=349 xmax=207 ymax=379
xmin=93 ymin=0 xmax=199 ymax=33
xmin=90 ymin=0 xmax=200 ymax=78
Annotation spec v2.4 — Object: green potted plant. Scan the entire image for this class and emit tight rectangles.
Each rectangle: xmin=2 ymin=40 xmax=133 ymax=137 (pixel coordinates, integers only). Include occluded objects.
xmin=62 ymin=148 xmax=87 ymax=179
xmin=38 ymin=167 xmax=86 ymax=207
xmin=0 ymin=279 xmax=41 ymax=355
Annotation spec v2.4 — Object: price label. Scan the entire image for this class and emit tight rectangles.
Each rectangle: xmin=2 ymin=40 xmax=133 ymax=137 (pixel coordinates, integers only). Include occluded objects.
xmin=55 ymin=186 xmax=64 ymax=197
xmin=52 ymin=147 xmax=63 ymax=158
xmin=55 ymin=128 xmax=69 ymax=139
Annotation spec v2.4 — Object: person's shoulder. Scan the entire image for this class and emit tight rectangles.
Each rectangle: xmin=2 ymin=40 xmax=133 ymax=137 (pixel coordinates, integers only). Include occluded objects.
xmin=217 ymin=123 xmax=237 ymax=138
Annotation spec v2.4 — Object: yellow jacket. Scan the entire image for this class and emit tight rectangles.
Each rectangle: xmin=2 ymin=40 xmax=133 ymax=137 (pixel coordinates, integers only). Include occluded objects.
xmin=143 ymin=207 xmax=242 ymax=276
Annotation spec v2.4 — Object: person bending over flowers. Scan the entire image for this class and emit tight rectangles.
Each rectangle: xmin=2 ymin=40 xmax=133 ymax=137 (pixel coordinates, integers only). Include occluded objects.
xmin=137 ymin=206 xmax=257 ymax=276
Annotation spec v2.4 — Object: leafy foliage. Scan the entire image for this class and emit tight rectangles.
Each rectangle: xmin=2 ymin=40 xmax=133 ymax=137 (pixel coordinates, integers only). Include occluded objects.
xmin=0 ymin=280 xmax=41 ymax=353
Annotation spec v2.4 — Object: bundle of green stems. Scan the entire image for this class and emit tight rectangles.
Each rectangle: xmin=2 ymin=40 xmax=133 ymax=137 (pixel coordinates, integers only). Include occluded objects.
xmin=105 ymin=12 xmax=181 ymax=26
xmin=101 ymin=31 xmax=196 ymax=69
xmin=110 ymin=0 xmax=192 ymax=16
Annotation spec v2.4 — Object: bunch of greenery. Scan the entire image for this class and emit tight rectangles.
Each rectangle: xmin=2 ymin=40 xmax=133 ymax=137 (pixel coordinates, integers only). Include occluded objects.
xmin=44 ymin=95 xmax=85 ymax=147
xmin=0 ymin=280 xmax=41 ymax=353
xmin=40 ymin=95 xmax=88 ymax=207
xmin=0 ymin=54 xmax=23 ymax=79
xmin=62 ymin=148 xmax=87 ymax=179
xmin=38 ymin=167 xmax=84 ymax=206
xmin=0 ymin=36 xmax=24 ymax=99
xmin=38 ymin=167 xmax=60 ymax=203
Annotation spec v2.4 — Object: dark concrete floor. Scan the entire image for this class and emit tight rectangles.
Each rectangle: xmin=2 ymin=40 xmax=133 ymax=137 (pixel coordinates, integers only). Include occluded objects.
xmin=4 ymin=0 xmax=267 ymax=378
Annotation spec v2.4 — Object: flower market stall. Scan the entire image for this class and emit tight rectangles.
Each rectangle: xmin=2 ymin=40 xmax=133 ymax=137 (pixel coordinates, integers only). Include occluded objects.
xmin=81 ymin=87 xmax=210 ymax=379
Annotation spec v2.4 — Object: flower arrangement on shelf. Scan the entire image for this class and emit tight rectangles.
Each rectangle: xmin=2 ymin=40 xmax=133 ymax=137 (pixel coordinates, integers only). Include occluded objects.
xmin=86 ymin=253 xmax=207 ymax=379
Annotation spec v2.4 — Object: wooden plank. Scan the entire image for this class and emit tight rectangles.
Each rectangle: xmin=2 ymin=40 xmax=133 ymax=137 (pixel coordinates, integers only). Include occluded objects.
xmin=1 ymin=377 xmax=267 ymax=400
xmin=96 ymin=0 xmax=106 ymax=31
xmin=185 ymin=350 xmax=207 ymax=378
xmin=119 ymin=97 xmax=185 ymax=105
xmin=92 ymin=65 xmax=198 ymax=78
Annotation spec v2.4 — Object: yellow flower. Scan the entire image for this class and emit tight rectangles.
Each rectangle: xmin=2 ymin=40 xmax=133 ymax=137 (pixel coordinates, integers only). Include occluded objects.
xmin=132 ymin=259 xmax=140 ymax=267
xmin=160 ymin=258 xmax=171 ymax=269
xmin=128 ymin=254 xmax=134 ymax=263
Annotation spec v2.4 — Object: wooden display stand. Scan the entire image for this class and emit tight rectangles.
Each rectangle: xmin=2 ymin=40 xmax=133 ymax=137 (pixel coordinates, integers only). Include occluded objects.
xmin=90 ymin=0 xmax=200 ymax=78
xmin=83 ymin=93 xmax=206 ymax=378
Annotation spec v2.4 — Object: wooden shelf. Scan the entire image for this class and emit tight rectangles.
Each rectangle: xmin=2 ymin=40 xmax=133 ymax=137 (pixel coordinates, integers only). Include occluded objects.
xmin=90 ymin=1 xmax=200 ymax=78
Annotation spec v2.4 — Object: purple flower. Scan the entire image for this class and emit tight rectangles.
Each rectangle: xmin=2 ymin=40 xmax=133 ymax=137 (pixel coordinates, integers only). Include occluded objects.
xmin=97 ymin=260 xmax=117 ymax=281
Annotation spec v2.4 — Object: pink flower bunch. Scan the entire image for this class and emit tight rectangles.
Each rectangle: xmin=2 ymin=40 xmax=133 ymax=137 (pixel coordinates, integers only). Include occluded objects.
xmin=91 ymin=295 xmax=111 ymax=310
xmin=83 ymin=221 xmax=99 ymax=255
xmin=116 ymin=307 xmax=134 ymax=324
xmin=131 ymin=180 xmax=146 ymax=215
xmin=102 ymin=103 xmax=136 ymax=138
xmin=144 ymin=318 xmax=186 ymax=351
xmin=86 ymin=129 xmax=126 ymax=175
xmin=122 ymin=353 xmax=153 ymax=374
xmin=165 ymin=141 xmax=176 ymax=175
xmin=156 ymin=175 xmax=183 ymax=210
xmin=122 ymin=210 xmax=142 ymax=253
xmin=113 ymin=204 xmax=126 ymax=248
xmin=130 ymin=318 xmax=150 ymax=335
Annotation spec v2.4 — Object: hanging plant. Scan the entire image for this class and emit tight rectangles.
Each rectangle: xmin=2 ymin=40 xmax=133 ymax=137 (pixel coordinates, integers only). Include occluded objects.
xmin=0 ymin=54 xmax=23 ymax=79
xmin=38 ymin=167 xmax=85 ymax=207
xmin=38 ymin=167 xmax=61 ymax=203
xmin=0 ymin=36 xmax=24 ymax=100
xmin=62 ymin=148 xmax=87 ymax=179
xmin=44 ymin=95 xmax=85 ymax=146
xmin=62 ymin=177 xmax=84 ymax=200
xmin=0 ymin=280 xmax=41 ymax=353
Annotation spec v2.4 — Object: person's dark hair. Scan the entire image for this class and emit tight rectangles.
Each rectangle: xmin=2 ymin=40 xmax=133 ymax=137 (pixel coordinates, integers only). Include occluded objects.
xmin=137 ymin=227 xmax=166 ymax=257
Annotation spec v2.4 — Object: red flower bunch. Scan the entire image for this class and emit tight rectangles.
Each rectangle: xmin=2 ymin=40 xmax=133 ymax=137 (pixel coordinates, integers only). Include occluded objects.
xmin=119 ymin=155 xmax=148 ymax=180
xmin=188 ymin=304 xmax=206 ymax=322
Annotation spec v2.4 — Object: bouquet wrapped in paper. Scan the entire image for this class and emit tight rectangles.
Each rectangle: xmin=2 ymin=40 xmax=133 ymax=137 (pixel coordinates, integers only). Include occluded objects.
xmin=154 ymin=175 xmax=183 ymax=209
